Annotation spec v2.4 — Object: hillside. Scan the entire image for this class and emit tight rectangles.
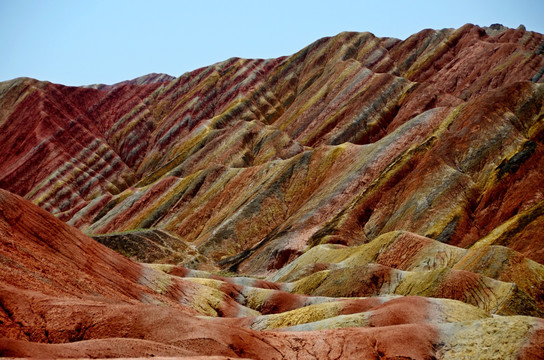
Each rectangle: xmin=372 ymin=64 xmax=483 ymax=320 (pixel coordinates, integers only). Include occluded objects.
xmin=1 ymin=23 xmax=544 ymax=358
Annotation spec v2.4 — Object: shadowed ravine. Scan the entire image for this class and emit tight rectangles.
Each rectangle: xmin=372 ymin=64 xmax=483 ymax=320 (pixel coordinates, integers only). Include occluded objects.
xmin=1 ymin=23 xmax=544 ymax=359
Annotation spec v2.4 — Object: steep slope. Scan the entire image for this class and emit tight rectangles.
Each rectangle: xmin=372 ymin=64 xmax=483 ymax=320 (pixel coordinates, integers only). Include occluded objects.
xmin=2 ymin=24 xmax=541 ymax=271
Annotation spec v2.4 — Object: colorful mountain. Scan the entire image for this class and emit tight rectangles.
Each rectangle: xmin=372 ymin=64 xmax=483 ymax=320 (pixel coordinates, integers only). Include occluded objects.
xmin=1 ymin=23 xmax=544 ymax=358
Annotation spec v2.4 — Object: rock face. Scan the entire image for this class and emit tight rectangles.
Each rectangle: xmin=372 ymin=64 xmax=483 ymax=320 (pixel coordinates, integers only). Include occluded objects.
xmin=1 ymin=23 xmax=544 ymax=358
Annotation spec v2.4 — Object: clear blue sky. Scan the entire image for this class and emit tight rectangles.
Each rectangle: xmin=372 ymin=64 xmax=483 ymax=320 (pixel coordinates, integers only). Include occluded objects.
xmin=1 ymin=0 xmax=543 ymax=86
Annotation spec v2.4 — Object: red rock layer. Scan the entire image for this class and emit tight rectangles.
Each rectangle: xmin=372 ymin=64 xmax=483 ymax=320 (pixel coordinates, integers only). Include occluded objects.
xmin=0 ymin=188 xmax=444 ymax=358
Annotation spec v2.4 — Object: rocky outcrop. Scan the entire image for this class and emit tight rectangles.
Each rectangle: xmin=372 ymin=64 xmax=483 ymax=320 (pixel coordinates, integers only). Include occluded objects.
xmin=92 ymin=228 xmax=214 ymax=266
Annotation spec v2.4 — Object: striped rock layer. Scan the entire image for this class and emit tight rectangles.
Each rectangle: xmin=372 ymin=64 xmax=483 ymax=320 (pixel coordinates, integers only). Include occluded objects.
xmin=1 ymin=189 xmax=543 ymax=359
xmin=1 ymin=24 xmax=544 ymax=358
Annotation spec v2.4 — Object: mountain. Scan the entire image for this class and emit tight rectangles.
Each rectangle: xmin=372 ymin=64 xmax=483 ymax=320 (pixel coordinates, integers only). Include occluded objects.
xmin=1 ymin=23 xmax=544 ymax=358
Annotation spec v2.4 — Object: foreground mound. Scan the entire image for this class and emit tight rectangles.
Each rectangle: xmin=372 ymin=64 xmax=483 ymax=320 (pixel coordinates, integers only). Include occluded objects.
xmin=1 ymin=189 xmax=543 ymax=358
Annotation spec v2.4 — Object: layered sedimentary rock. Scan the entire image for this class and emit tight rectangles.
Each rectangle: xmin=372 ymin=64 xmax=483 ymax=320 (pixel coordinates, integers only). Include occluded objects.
xmin=1 ymin=189 xmax=543 ymax=359
xmin=1 ymin=23 xmax=544 ymax=358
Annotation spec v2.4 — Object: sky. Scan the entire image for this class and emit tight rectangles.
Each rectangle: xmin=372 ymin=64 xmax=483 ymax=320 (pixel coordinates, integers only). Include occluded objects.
xmin=1 ymin=0 xmax=543 ymax=86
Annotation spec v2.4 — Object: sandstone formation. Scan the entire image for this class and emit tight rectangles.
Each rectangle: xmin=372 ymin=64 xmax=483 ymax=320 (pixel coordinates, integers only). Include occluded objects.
xmin=1 ymin=23 xmax=544 ymax=358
